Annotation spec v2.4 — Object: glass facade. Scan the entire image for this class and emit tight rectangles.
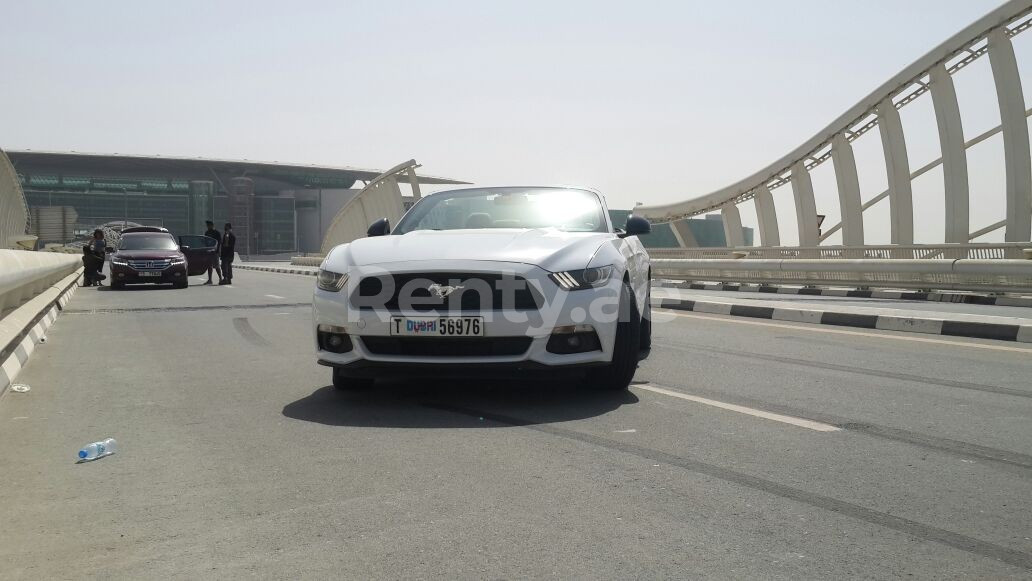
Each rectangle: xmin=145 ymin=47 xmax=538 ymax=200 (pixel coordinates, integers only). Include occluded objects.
xmin=21 ymin=176 xmax=296 ymax=253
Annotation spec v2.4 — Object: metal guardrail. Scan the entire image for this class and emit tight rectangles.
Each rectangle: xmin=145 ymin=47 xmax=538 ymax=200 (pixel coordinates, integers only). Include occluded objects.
xmin=0 ymin=250 xmax=80 ymax=314
xmin=651 ymin=258 xmax=1032 ymax=294
xmin=648 ymin=243 xmax=1032 ymax=260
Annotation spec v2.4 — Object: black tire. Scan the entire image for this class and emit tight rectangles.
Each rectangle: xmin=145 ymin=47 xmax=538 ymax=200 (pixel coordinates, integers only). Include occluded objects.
xmin=332 ymin=367 xmax=375 ymax=391
xmin=111 ymin=282 xmax=124 ymax=290
xmin=584 ymin=280 xmax=641 ymax=391
xmin=174 ymin=278 xmax=188 ymax=289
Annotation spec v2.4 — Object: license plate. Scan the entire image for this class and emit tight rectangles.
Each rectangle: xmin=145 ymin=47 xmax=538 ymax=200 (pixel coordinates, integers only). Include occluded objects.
xmin=139 ymin=271 xmax=161 ymax=277
xmin=390 ymin=316 xmax=484 ymax=337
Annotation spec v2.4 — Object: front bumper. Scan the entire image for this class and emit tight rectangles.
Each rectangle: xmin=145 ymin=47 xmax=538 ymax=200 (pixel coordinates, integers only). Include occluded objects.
xmin=110 ymin=263 xmax=188 ymax=284
xmin=312 ymin=261 xmax=622 ymax=371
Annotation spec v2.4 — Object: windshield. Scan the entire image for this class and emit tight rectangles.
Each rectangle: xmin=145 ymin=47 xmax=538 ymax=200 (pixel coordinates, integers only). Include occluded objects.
xmin=118 ymin=234 xmax=178 ymax=251
xmin=394 ymin=187 xmax=608 ymax=234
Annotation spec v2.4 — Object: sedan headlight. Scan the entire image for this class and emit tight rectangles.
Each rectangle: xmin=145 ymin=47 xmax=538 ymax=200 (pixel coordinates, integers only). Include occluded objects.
xmin=317 ymin=269 xmax=349 ymax=292
xmin=549 ymin=265 xmax=615 ymax=290
xmin=170 ymin=256 xmax=186 ymax=264
xmin=111 ymin=257 xmax=128 ymax=266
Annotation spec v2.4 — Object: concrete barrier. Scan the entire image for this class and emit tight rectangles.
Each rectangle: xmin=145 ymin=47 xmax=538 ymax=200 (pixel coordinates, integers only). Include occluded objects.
xmin=1 ymin=267 xmax=81 ymax=394
xmin=290 ymin=255 xmax=324 ymax=267
xmin=0 ymin=250 xmax=80 ymax=315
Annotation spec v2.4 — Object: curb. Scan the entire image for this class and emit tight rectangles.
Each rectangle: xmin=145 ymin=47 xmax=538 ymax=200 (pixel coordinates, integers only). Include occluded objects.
xmin=236 ymin=264 xmax=317 ymax=277
xmin=655 ymin=297 xmax=1032 ymax=344
xmin=0 ymin=270 xmax=81 ymax=396
xmin=654 ymin=281 xmax=1032 ymax=308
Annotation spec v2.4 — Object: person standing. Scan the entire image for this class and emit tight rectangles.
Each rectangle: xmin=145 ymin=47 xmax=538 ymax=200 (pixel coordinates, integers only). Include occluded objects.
xmin=85 ymin=229 xmax=107 ymax=286
xmin=203 ymin=220 xmax=223 ymax=285
xmin=219 ymin=222 xmax=236 ymax=285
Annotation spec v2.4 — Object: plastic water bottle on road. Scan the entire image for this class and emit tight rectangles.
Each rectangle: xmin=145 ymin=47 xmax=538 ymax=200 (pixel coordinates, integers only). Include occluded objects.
xmin=78 ymin=438 xmax=117 ymax=462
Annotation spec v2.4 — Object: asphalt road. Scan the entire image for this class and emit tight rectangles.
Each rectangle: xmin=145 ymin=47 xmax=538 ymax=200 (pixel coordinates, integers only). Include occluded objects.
xmin=1 ymin=269 xmax=1031 ymax=579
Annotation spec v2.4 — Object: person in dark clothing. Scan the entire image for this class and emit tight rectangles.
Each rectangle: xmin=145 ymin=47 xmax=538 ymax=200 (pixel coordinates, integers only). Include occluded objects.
xmin=203 ymin=220 xmax=223 ymax=285
xmin=219 ymin=222 xmax=236 ymax=285
xmin=82 ymin=245 xmax=105 ymax=286
xmin=82 ymin=229 xmax=107 ymax=286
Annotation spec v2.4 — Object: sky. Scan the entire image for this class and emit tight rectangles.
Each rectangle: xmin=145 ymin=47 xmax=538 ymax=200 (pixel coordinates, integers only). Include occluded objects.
xmin=1 ymin=0 xmax=1024 ymax=245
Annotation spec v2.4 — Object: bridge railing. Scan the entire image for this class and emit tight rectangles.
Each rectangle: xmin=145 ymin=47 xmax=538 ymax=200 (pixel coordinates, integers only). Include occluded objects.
xmin=651 ymin=258 xmax=1032 ymax=294
xmin=636 ymin=0 xmax=1032 ymax=250
xmin=648 ymin=242 xmax=1032 ymax=260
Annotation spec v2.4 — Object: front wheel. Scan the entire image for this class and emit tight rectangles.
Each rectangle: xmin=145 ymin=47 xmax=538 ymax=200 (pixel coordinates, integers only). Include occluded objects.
xmin=173 ymin=278 xmax=188 ymax=289
xmin=584 ymin=280 xmax=641 ymax=391
xmin=332 ymin=367 xmax=375 ymax=391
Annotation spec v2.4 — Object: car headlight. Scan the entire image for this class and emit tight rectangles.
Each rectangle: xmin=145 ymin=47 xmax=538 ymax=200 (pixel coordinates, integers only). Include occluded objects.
xmin=549 ymin=265 xmax=615 ymax=290
xmin=170 ymin=256 xmax=186 ymax=264
xmin=111 ymin=258 xmax=128 ymax=266
xmin=317 ymin=269 xmax=349 ymax=292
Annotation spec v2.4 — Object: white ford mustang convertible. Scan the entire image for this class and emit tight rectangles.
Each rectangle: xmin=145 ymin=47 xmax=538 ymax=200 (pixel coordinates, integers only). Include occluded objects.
xmin=313 ymin=186 xmax=652 ymax=391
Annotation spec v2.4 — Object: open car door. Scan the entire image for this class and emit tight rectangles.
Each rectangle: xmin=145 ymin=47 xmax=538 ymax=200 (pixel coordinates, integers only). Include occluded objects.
xmin=178 ymin=235 xmax=219 ymax=276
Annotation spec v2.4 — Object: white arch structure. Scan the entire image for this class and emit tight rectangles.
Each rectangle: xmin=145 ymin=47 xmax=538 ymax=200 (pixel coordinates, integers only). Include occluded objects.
xmin=637 ymin=0 xmax=1032 ymax=252
xmin=319 ymin=159 xmax=424 ymax=254
xmin=0 ymin=148 xmax=32 ymax=249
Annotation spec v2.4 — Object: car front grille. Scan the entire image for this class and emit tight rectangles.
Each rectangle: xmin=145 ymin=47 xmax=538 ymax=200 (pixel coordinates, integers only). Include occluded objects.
xmin=360 ymin=336 xmax=533 ymax=357
xmin=127 ymin=259 xmax=172 ymax=270
xmin=352 ymin=272 xmax=542 ymax=312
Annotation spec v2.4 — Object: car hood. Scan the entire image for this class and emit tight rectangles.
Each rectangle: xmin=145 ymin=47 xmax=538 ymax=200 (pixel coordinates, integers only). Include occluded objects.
xmin=327 ymin=229 xmax=612 ymax=272
xmin=113 ymin=250 xmax=183 ymax=260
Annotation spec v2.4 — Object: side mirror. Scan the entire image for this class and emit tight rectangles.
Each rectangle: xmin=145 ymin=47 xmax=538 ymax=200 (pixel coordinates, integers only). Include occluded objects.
xmin=105 ymin=246 xmax=115 ymax=253
xmin=367 ymin=217 xmax=391 ymax=237
xmin=619 ymin=215 xmax=651 ymax=238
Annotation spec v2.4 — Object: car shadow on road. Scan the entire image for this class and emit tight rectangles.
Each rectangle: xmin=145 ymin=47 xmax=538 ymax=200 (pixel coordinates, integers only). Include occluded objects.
xmin=94 ymin=284 xmax=178 ymax=291
xmin=282 ymin=379 xmax=639 ymax=428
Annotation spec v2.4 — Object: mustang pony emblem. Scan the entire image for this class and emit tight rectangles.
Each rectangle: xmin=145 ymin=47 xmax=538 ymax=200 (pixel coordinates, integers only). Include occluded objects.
xmin=428 ymin=283 xmax=463 ymax=298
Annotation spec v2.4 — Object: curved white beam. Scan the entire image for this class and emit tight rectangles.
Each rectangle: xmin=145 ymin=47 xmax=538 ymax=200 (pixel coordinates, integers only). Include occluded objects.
xmin=929 ymin=64 xmax=970 ymax=243
xmin=320 ymin=159 xmax=420 ymax=253
xmin=752 ymin=185 xmax=780 ymax=246
xmin=831 ymin=134 xmax=865 ymax=246
xmin=636 ymin=0 xmax=1031 ymax=224
xmin=988 ymin=27 xmax=1032 ymax=242
xmin=721 ymin=204 xmax=745 ymax=247
xmin=791 ymin=162 xmax=819 ymax=246
xmin=876 ymin=98 xmax=914 ymax=244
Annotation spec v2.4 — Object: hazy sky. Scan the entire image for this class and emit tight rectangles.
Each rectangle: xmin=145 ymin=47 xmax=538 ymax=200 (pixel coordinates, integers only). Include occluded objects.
xmin=2 ymin=0 xmax=1023 ymax=244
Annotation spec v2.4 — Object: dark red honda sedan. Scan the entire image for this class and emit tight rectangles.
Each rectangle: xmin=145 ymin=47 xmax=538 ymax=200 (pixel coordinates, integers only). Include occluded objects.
xmin=107 ymin=232 xmax=217 ymax=289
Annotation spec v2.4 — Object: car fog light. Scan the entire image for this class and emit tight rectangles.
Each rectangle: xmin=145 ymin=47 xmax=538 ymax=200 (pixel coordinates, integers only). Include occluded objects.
xmin=546 ymin=325 xmax=602 ymax=354
xmin=327 ymin=335 xmax=345 ymax=349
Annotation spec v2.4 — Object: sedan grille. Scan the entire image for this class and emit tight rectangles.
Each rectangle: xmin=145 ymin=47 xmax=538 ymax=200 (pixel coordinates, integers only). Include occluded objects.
xmin=352 ymin=272 xmax=542 ymax=312
xmin=127 ymin=259 xmax=172 ymax=270
xmin=360 ymin=336 xmax=532 ymax=357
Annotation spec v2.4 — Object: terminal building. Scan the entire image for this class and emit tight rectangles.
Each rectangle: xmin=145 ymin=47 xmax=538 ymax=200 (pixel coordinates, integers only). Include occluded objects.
xmin=8 ymin=150 xmax=751 ymax=254
xmin=7 ymin=151 xmax=465 ymax=255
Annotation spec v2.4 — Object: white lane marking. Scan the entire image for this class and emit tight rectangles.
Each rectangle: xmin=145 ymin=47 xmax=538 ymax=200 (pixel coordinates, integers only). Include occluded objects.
xmin=636 ymin=384 xmax=840 ymax=432
xmin=614 ymin=429 xmax=637 ymax=433
xmin=657 ymin=309 xmax=1032 ymax=354
xmin=274 ymin=312 xmax=291 ymax=316
xmin=265 ymin=294 xmax=286 ymax=300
